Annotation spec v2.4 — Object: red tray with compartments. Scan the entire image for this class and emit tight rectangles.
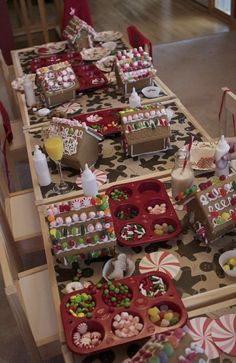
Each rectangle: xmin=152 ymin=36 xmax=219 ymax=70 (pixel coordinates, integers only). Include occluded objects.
xmin=106 ymin=179 xmax=182 ymax=247
xmin=73 ymin=107 xmax=123 ymax=136
xmin=61 ymin=271 xmax=188 ymax=355
xmin=73 ymin=64 xmax=108 ymax=93
xmin=30 ymin=51 xmax=83 ymax=72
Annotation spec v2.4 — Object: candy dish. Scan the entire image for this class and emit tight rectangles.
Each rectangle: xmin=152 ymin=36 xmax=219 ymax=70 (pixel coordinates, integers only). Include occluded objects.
xmin=96 ymin=55 xmax=115 ymax=73
xmin=102 ymin=254 xmax=135 ymax=281
xmin=61 ymin=271 xmax=188 ymax=355
xmin=73 ymin=107 xmax=123 ymax=136
xmin=102 ymin=41 xmax=117 ymax=52
xmin=141 ymin=86 xmax=161 ymax=98
xmin=106 ymin=179 xmax=182 ymax=247
xmin=80 ymin=47 xmax=110 ymax=61
xmin=219 ymin=249 xmax=236 ymax=277
xmin=94 ymin=30 xmax=123 ymax=42
xmin=34 ymin=42 xmax=66 ymax=56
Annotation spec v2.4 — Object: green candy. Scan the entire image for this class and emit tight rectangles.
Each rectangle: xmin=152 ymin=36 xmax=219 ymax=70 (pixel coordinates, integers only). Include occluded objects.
xmin=163 ymin=342 xmax=174 ymax=357
xmin=148 ymin=357 xmax=160 ymax=363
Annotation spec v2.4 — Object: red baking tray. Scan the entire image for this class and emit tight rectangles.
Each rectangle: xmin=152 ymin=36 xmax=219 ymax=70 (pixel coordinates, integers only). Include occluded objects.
xmin=61 ymin=271 xmax=188 ymax=355
xmin=30 ymin=51 xmax=84 ymax=72
xmin=73 ymin=107 xmax=123 ymax=136
xmin=106 ymin=179 xmax=182 ymax=247
xmin=73 ymin=64 xmax=108 ymax=92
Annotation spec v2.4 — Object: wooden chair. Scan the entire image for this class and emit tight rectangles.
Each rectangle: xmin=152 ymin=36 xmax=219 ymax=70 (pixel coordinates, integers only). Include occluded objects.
xmin=127 ymin=25 xmax=153 ymax=58
xmin=0 ymin=202 xmax=59 ymax=362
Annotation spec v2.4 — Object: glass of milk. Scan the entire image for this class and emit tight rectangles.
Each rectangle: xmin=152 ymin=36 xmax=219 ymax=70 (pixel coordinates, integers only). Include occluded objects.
xmin=171 ymin=149 xmax=194 ymax=200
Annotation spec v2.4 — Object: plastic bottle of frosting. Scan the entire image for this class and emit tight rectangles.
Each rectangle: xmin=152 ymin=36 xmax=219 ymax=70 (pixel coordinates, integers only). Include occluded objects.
xmin=33 ymin=145 xmax=51 ymax=186
xmin=81 ymin=164 xmax=98 ymax=197
xmin=23 ymin=75 xmax=36 ymax=107
xmin=129 ymin=87 xmax=141 ymax=108
xmin=215 ymin=135 xmax=230 ymax=177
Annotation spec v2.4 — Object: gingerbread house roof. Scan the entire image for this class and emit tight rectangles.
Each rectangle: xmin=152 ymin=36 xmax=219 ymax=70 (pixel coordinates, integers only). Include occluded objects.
xmin=36 ymin=61 xmax=79 ymax=96
xmin=63 ymin=15 xmax=96 ymax=44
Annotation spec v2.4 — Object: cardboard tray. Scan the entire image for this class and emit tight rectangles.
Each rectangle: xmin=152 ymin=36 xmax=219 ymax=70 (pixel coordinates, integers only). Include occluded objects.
xmin=73 ymin=64 xmax=108 ymax=92
xmin=106 ymin=179 xmax=182 ymax=247
xmin=61 ymin=271 xmax=188 ymax=355
xmin=30 ymin=51 xmax=83 ymax=72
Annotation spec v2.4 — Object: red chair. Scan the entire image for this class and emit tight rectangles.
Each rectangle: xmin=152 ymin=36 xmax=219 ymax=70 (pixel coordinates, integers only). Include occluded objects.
xmin=127 ymin=26 xmax=153 ymax=58
xmin=61 ymin=0 xmax=93 ymax=34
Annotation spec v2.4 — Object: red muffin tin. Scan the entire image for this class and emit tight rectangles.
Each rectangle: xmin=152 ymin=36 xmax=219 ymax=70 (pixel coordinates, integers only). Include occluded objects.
xmin=30 ymin=51 xmax=83 ymax=72
xmin=73 ymin=107 xmax=123 ymax=136
xmin=73 ymin=64 xmax=108 ymax=92
xmin=106 ymin=179 xmax=182 ymax=247
xmin=61 ymin=271 xmax=188 ymax=355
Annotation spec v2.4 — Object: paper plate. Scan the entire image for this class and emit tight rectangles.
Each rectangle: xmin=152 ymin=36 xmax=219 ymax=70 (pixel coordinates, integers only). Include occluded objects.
xmin=139 ymin=251 xmax=181 ymax=279
xmin=80 ymin=47 xmax=110 ymax=61
xmin=55 ymin=101 xmax=82 ymax=115
xmin=187 ymin=317 xmax=219 ymax=360
xmin=76 ymin=169 xmax=107 ymax=188
xmin=211 ymin=314 xmax=236 ymax=356
xmin=94 ymin=30 xmax=123 ymax=42
xmin=142 ymin=86 xmax=161 ymax=99
xmin=96 ymin=55 xmax=116 ymax=73
xmin=102 ymin=41 xmax=116 ymax=52
xmin=184 ymin=141 xmax=216 ymax=171
xmin=34 ymin=42 xmax=66 ymax=56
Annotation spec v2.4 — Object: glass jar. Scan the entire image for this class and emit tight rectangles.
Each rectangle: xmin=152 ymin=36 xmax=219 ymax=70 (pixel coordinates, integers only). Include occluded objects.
xmin=171 ymin=149 xmax=194 ymax=200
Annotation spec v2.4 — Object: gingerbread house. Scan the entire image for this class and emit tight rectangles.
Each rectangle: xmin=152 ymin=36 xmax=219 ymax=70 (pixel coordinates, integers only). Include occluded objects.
xmin=120 ymin=104 xmax=170 ymax=157
xmin=36 ymin=61 xmax=79 ymax=108
xmin=115 ymin=48 xmax=157 ymax=96
xmin=48 ymin=117 xmax=103 ymax=170
xmin=178 ymin=174 xmax=236 ymax=243
xmin=63 ymin=15 xmax=95 ymax=51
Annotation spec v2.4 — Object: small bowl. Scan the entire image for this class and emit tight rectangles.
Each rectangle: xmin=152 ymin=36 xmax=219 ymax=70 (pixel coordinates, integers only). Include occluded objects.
xmin=219 ymin=250 xmax=236 ymax=277
xmin=102 ymin=257 xmax=135 ymax=281
xmin=102 ymin=41 xmax=116 ymax=51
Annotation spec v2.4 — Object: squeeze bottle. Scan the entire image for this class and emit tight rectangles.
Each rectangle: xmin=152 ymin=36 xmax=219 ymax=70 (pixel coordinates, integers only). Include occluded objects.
xmin=129 ymin=87 xmax=141 ymax=108
xmin=32 ymin=145 xmax=51 ymax=186
xmin=214 ymin=135 xmax=230 ymax=177
xmin=23 ymin=75 xmax=36 ymax=107
xmin=81 ymin=164 xmax=98 ymax=197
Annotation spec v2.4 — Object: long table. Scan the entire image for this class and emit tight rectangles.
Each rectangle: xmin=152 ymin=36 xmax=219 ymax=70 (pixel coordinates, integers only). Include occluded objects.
xmin=11 ymin=40 xmax=236 ymax=363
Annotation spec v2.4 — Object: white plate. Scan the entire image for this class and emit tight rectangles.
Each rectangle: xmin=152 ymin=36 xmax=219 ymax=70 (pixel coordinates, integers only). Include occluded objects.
xmin=142 ymin=86 xmax=161 ymax=98
xmin=80 ymin=47 xmax=110 ymax=61
xmin=96 ymin=55 xmax=115 ymax=73
xmin=34 ymin=42 xmax=66 ymax=56
xmin=102 ymin=41 xmax=116 ymax=52
xmin=185 ymin=141 xmax=216 ymax=170
xmin=94 ymin=30 xmax=123 ymax=42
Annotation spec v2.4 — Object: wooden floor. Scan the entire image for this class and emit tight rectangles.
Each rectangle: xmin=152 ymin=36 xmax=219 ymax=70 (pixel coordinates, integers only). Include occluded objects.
xmin=90 ymin=0 xmax=229 ymax=44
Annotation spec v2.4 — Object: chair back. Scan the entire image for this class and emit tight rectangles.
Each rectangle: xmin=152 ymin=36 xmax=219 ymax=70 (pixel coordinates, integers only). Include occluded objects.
xmin=127 ymin=25 xmax=153 ymax=58
xmin=219 ymin=87 xmax=236 ymax=137
xmin=61 ymin=0 xmax=93 ymax=34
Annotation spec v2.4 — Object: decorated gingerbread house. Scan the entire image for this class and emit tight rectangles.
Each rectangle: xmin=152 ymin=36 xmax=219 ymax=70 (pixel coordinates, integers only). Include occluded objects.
xmin=63 ymin=15 xmax=95 ymax=51
xmin=48 ymin=117 xmax=103 ymax=170
xmin=36 ymin=61 xmax=79 ymax=108
xmin=120 ymin=104 xmax=170 ymax=157
xmin=115 ymin=48 xmax=157 ymax=95
xmin=176 ymin=174 xmax=236 ymax=243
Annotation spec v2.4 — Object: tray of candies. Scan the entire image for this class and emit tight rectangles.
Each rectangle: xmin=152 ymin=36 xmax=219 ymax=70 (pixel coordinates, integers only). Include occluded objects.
xmin=73 ymin=64 xmax=108 ymax=92
xmin=30 ymin=51 xmax=83 ymax=72
xmin=106 ymin=179 xmax=182 ymax=247
xmin=73 ymin=107 xmax=123 ymax=136
xmin=61 ymin=271 xmax=188 ymax=355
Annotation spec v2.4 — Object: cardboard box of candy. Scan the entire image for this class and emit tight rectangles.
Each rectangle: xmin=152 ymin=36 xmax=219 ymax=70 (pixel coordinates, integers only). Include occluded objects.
xmin=120 ymin=104 xmax=170 ymax=157
xmin=106 ymin=179 xmax=181 ymax=247
xmin=46 ymin=193 xmax=116 ymax=258
xmin=36 ymin=61 xmax=79 ymax=108
xmin=61 ymin=271 xmax=188 ymax=354
xmin=115 ymin=48 xmax=156 ymax=96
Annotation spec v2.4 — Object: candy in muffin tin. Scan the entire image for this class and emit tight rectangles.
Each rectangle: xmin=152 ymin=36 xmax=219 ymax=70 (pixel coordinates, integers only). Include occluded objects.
xmin=73 ymin=107 xmax=123 ymax=136
xmin=73 ymin=64 xmax=108 ymax=92
xmin=30 ymin=51 xmax=83 ymax=72
xmin=106 ymin=179 xmax=182 ymax=247
xmin=61 ymin=271 xmax=188 ymax=355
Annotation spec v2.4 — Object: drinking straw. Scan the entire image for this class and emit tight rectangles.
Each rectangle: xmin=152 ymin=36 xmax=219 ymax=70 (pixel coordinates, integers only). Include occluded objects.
xmin=182 ymin=135 xmax=193 ymax=173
